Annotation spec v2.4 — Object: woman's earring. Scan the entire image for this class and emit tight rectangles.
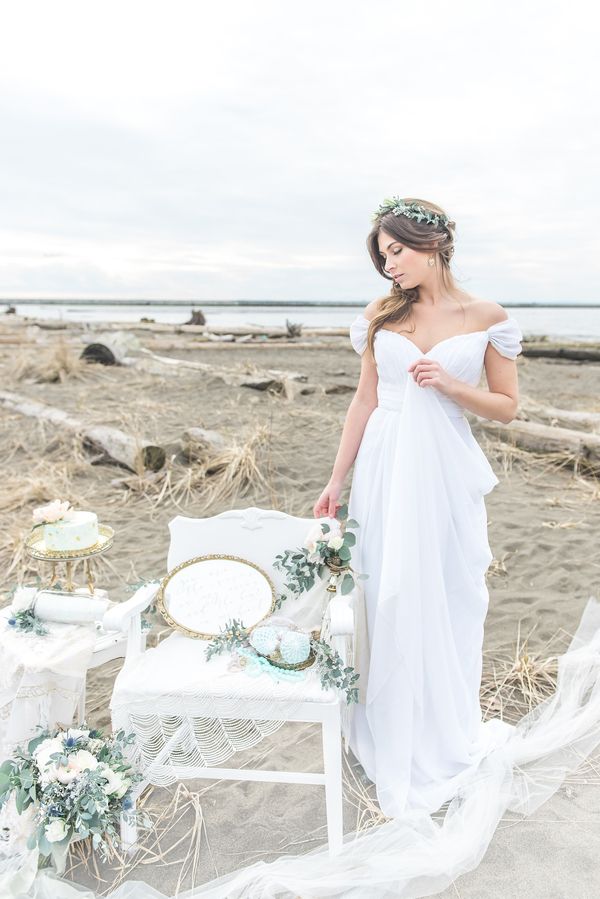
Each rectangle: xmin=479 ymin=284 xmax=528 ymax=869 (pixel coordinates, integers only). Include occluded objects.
xmin=428 ymin=256 xmax=435 ymax=266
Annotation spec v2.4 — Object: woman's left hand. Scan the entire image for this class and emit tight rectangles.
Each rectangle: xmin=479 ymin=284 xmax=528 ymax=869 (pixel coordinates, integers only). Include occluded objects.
xmin=407 ymin=358 xmax=457 ymax=396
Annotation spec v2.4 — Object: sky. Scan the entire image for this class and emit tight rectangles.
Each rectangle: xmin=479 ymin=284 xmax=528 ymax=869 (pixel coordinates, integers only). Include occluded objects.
xmin=0 ymin=0 xmax=598 ymax=303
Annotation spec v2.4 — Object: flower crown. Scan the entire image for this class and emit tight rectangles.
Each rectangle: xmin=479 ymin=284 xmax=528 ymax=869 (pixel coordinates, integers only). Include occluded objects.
xmin=372 ymin=197 xmax=453 ymax=230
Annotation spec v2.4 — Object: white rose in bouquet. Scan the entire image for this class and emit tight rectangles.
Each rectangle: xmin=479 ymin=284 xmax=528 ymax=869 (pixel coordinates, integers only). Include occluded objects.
xmin=98 ymin=764 xmax=129 ymax=798
xmin=303 ymin=519 xmax=343 ymax=559
xmin=32 ymin=499 xmax=71 ymax=525
xmin=45 ymin=818 xmax=68 ymax=843
xmin=72 ymin=749 xmax=97 ymax=769
xmin=303 ymin=522 xmax=325 ymax=554
xmin=54 ymin=748 xmax=99 ymax=785
xmin=54 ymin=766 xmax=78 ymax=785
xmin=34 ymin=737 xmax=65 ymax=776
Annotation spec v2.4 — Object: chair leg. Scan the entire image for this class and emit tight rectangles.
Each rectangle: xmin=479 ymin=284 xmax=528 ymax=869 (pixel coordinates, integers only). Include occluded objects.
xmin=322 ymin=704 xmax=343 ymax=856
xmin=120 ymin=802 xmax=139 ymax=854
xmin=77 ymin=680 xmax=86 ymax=724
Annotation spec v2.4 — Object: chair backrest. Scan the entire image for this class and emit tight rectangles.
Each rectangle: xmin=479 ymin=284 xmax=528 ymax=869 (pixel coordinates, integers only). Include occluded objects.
xmin=167 ymin=506 xmax=336 ymax=596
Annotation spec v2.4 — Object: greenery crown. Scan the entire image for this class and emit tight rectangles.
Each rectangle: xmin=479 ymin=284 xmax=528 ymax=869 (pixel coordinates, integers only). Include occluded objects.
xmin=372 ymin=197 xmax=452 ymax=230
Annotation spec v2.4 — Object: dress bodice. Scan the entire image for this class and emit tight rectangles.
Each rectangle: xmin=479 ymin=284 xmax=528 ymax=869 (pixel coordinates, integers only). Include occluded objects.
xmin=349 ymin=313 xmax=523 ymax=419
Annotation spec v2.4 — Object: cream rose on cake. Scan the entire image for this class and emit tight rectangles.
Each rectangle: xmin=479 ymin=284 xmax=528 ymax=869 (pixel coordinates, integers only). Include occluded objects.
xmin=32 ymin=500 xmax=99 ymax=551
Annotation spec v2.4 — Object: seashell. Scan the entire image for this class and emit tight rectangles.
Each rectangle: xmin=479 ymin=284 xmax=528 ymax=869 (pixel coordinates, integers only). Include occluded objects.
xmin=249 ymin=626 xmax=278 ymax=656
xmin=279 ymin=630 xmax=311 ymax=665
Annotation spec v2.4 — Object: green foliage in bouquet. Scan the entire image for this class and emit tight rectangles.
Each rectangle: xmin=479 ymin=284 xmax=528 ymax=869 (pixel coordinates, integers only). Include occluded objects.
xmin=273 ymin=503 xmax=367 ymax=609
xmin=0 ymin=725 xmax=143 ymax=865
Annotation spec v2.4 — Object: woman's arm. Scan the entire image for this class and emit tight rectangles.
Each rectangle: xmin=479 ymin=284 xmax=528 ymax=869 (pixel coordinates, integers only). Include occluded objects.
xmin=313 ymin=343 xmax=379 ymax=517
xmin=408 ymin=346 xmax=519 ymax=424
xmin=331 ymin=351 xmax=379 ymax=483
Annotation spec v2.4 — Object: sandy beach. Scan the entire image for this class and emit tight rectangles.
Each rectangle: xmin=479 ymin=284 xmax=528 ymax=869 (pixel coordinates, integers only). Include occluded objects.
xmin=1 ymin=313 xmax=600 ymax=897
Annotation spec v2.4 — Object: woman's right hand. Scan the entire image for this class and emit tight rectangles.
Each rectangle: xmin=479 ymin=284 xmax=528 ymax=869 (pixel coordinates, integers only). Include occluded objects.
xmin=313 ymin=480 xmax=343 ymax=519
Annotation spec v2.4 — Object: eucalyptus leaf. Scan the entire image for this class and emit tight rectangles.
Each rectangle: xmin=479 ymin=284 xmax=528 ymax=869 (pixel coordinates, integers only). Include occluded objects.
xmin=341 ymin=575 xmax=355 ymax=595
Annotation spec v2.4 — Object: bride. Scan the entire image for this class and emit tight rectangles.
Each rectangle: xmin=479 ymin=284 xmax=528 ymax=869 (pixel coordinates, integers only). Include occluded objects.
xmin=313 ymin=196 xmax=524 ymax=817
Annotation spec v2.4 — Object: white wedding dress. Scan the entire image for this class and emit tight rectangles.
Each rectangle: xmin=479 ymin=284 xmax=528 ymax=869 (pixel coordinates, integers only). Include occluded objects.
xmin=6 ymin=312 xmax=600 ymax=898
xmin=346 ymin=312 xmax=523 ymax=818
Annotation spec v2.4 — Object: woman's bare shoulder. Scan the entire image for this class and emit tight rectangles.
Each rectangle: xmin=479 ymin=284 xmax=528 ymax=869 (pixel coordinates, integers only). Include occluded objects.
xmin=466 ymin=298 xmax=509 ymax=329
xmin=362 ymin=297 xmax=387 ymax=321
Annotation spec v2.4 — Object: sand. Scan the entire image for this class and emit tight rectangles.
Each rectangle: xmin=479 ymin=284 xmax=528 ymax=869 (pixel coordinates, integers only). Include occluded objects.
xmin=1 ymin=314 xmax=600 ymax=897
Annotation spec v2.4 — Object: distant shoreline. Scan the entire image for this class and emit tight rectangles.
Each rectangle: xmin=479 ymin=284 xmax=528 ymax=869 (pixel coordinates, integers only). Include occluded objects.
xmin=2 ymin=299 xmax=600 ymax=309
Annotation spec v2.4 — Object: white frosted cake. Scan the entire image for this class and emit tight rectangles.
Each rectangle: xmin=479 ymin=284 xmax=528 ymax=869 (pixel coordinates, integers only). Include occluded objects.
xmin=44 ymin=511 xmax=99 ymax=552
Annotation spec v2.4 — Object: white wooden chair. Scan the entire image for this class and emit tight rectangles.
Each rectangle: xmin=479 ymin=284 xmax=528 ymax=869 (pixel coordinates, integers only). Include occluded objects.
xmin=104 ymin=507 xmax=356 ymax=856
xmin=78 ymin=625 xmax=143 ymax=724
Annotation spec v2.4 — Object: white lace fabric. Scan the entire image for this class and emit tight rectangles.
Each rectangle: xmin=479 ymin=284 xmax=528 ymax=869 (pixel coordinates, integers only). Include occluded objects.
xmin=0 ymin=605 xmax=96 ymax=759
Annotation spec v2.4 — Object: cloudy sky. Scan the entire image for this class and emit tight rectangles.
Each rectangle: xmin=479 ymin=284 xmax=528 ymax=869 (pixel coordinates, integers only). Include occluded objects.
xmin=0 ymin=1 xmax=597 ymax=303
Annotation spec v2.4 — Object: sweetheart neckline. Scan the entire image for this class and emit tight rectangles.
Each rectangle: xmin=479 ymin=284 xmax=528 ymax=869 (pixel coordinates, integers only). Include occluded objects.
xmin=353 ymin=313 xmax=515 ymax=356
xmin=379 ymin=327 xmax=488 ymax=356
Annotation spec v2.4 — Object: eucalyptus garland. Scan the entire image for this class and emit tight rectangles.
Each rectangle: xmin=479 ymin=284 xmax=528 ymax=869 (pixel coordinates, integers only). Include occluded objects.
xmin=205 ymin=619 xmax=250 ymax=661
xmin=311 ymin=637 xmax=359 ymax=704
xmin=205 ymin=618 xmax=359 ymax=705
xmin=372 ymin=196 xmax=451 ymax=229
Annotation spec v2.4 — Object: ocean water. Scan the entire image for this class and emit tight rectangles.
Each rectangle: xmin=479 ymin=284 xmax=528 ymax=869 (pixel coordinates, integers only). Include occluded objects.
xmin=6 ymin=301 xmax=600 ymax=342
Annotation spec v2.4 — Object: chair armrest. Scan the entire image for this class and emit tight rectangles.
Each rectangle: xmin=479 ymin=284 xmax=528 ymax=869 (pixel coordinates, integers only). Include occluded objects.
xmin=102 ymin=581 xmax=160 ymax=634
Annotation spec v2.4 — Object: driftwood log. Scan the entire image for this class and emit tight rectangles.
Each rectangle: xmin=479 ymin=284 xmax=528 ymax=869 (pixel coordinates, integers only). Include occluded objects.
xmin=123 ymin=349 xmax=308 ymax=394
xmin=181 ymin=427 xmax=228 ymax=461
xmin=185 ymin=309 xmax=206 ymax=326
xmin=81 ymin=343 xmax=118 ymax=365
xmin=142 ymin=340 xmax=338 ymax=350
xmin=518 ymin=396 xmax=600 ymax=433
xmin=81 ymin=332 xmax=141 ymax=365
xmin=478 ymin=418 xmax=600 ymax=469
xmin=0 ymin=390 xmax=166 ymax=472
xmin=521 ymin=342 xmax=600 ymax=362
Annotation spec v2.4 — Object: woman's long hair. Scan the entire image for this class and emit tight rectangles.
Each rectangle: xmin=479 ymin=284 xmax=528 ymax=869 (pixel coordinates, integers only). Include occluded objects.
xmin=365 ymin=197 xmax=469 ymax=357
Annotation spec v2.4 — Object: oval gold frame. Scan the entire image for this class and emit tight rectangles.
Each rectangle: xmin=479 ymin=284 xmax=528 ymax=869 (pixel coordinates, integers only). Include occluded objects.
xmin=156 ymin=553 xmax=277 ymax=640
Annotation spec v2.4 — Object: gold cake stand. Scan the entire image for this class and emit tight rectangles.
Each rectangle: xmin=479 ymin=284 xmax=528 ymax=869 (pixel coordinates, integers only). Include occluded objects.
xmin=25 ymin=525 xmax=115 ymax=594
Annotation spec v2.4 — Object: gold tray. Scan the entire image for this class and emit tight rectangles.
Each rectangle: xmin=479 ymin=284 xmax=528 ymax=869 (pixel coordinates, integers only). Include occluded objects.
xmin=25 ymin=524 xmax=115 ymax=562
xmin=255 ymin=647 xmax=316 ymax=671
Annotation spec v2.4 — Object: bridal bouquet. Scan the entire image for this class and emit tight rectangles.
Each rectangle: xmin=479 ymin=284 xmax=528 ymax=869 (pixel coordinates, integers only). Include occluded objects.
xmin=273 ymin=503 xmax=366 ymax=609
xmin=0 ymin=725 xmax=141 ymax=868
